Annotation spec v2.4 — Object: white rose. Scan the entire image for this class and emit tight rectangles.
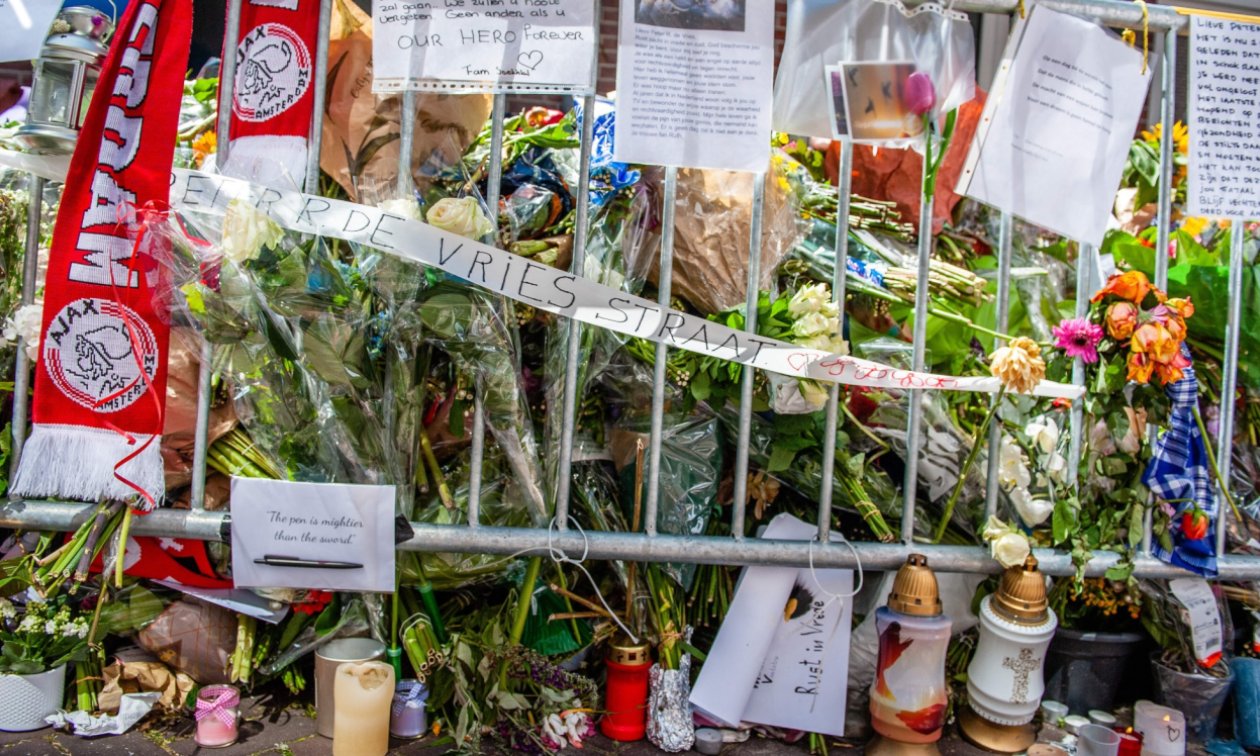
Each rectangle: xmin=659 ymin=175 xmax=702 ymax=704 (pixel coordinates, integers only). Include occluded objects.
xmin=4 ymin=301 xmax=44 ymax=361
xmin=982 ymin=514 xmax=1010 ymax=542
xmin=798 ymin=379 xmax=829 ymax=408
xmin=787 ymin=283 xmax=830 ymax=317
xmin=1025 ymin=419 xmax=1059 ymax=455
xmin=991 ymin=531 xmax=1031 ymax=568
xmin=791 ymin=312 xmax=833 ymax=340
xmin=221 ymin=198 xmax=284 ymax=264
xmin=378 ymin=197 xmax=423 ymax=221
xmin=1009 ymin=486 xmax=1054 ymax=527
xmin=427 ymin=197 xmax=494 ymax=240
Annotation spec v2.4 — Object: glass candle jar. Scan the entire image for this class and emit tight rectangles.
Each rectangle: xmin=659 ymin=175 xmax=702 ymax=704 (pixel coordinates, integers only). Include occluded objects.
xmin=194 ymin=685 xmax=240 ymax=748
xmin=390 ymin=679 xmax=429 ymax=739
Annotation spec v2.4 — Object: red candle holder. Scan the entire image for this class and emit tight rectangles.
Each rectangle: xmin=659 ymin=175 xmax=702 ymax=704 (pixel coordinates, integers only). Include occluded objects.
xmin=601 ymin=640 xmax=651 ymax=742
xmin=1115 ymin=727 xmax=1143 ymax=756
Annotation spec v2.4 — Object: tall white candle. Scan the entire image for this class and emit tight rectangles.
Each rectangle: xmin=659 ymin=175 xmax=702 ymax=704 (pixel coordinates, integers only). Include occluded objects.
xmin=333 ymin=661 xmax=395 ymax=756
xmin=1134 ymin=700 xmax=1186 ymax=756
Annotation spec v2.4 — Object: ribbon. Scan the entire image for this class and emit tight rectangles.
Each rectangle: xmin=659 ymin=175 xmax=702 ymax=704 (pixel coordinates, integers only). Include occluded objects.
xmin=195 ymin=687 xmax=239 ymax=727
xmin=1144 ymin=351 xmax=1217 ymax=577
xmin=391 ymin=680 xmax=429 ymax=719
xmin=10 ymin=0 xmax=191 ymax=509
xmin=167 ymin=169 xmax=1084 ymax=400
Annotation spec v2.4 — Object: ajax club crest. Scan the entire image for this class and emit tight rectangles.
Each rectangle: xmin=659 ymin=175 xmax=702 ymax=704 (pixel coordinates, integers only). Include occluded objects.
xmin=233 ymin=22 xmax=311 ymax=122
xmin=43 ymin=298 xmax=160 ymax=413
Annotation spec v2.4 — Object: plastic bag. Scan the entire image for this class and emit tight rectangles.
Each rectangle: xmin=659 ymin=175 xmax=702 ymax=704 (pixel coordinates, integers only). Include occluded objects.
xmin=136 ymin=598 xmax=237 ymax=685
xmin=906 ymin=3 xmax=976 ymax=116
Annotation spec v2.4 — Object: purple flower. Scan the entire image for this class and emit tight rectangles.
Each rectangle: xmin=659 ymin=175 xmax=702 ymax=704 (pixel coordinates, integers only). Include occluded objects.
xmin=1052 ymin=317 xmax=1105 ymax=364
xmin=905 ymin=72 xmax=937 ymax=116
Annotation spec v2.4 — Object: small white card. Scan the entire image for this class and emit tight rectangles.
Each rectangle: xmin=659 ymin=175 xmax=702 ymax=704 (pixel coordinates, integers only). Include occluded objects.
xmin=0 ymin=0 xmax=61 ymax=64
xmin=959 ymin=6 xmax=1152 ymax=246
xmin=371 ymin=0 xmax=597 ymax=94
xmin=230 ymin=478 xmax=396 ymax=593
xmin=1169 ymin=577 xmax=1223 ymax=667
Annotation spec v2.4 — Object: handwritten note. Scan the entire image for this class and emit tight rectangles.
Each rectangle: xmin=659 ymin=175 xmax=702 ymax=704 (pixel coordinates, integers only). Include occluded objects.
xmin=0 ymin=0 xmax=62 ymax=64
xmin=959 ymin=6 xmax=1151 ymax=245
xmin=371 ymin=0 xmax=596 ymax=94
xmin=1188 ymin=16 xmax=1260 ymax=220
xmin=690 ymin=514 xmax=853 ymax=736
xmin=230 ymin=478 xmax=395 ymax=592
xmin=612 ymin=0 xmax=774 ymax=172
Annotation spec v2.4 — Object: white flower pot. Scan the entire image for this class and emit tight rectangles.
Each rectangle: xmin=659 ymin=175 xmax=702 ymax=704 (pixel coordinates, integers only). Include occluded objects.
xmin=0 ymin=664 xmax=66 ymax=731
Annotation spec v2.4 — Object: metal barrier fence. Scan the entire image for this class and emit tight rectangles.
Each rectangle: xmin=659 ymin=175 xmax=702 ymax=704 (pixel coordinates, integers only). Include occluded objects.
xmin=5 ymin=0 xmax=1259 ymax=580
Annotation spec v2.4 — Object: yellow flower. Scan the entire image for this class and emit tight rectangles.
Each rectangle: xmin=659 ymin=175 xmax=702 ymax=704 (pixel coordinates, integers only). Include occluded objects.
xmin=1180 ymin=216 xmax=1209 ymax=238
xmin=1141 ymin=121 xmax=1189 ymax=155
xmin=989 ymin=337 xmax=1046 ymax=394
xmin=191 ymin=131 xmax=217 ymax=168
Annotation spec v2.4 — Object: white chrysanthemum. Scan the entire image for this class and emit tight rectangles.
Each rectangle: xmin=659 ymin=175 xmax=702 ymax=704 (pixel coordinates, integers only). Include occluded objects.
xmin=791 ymin=312 xmax=833 ymax=340
xmin=787 ymin=283 xmax=830 ymax=317
xmin=378 ymin=197 xmax=423 ymax=221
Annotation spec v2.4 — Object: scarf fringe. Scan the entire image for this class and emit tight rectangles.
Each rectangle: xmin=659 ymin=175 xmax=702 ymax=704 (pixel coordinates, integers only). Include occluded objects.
xmin=10 ymin=424 xmax=164 ymax=509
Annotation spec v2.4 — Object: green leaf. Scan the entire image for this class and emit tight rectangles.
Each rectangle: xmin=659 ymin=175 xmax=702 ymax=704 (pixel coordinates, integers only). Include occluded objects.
xmin=767 ymin=445 xmax=797 ymax=472
xmin=690 ymin=370 xmax=711 ymax=402
xmin=1052 ymin=499 xmax=1078 ymax=546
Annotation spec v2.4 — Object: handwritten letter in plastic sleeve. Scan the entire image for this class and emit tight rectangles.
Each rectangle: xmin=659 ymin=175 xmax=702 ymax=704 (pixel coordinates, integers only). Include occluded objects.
xmin=372 ymin=0 xmax=596 ymax=94
xmin=1188 ymin=16 xmax=1260 ymax=220
xmin=958 ymin=6 xmax=1152 ymax=246
xmin=230 ymin=478 xmax=395 ymax=592
xmin=612 ymin=0 xmax=774 ymax=172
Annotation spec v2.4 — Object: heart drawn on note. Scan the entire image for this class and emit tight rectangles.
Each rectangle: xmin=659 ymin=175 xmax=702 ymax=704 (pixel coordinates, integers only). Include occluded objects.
xmin=786 ymin=353 xmax=810 ymax=372
xmin=517 ymin=50 xmax=544 ymax=71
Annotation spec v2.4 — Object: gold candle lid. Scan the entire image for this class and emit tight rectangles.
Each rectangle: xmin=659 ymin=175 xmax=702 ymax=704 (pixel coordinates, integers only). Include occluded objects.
xmin=608 ymin=638 xmax=651 ymax=666
xmin=992 ymin=555 xmax=1049 ymax=624
xmin=887 ymin=553 xmax=942 ymax=617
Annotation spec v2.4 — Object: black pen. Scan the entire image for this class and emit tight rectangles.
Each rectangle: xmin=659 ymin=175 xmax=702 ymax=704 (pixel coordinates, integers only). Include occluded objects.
xmin=254 ymin=555 xmax=363 ymax=569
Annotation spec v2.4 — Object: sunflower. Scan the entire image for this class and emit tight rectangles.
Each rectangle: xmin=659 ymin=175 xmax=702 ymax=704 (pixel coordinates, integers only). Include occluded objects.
xmin=1141 ymin=121 xmax=1189 ymax=155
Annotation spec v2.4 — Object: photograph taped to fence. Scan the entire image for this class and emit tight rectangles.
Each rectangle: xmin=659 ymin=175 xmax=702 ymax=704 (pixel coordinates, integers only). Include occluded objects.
xmin=371 ymin=0 xmax=597 ymax=94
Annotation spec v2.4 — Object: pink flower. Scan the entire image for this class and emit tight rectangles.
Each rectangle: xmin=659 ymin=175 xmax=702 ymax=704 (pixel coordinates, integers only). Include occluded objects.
xmin=1052 ymin=317 xmax=1104 ymax=364
xmin=905 ymin=72 xmax=936 ymax=116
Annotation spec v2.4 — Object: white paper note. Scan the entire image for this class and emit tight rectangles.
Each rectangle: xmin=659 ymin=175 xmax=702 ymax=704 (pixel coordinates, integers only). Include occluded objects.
xmin=1188 ymin=15 xmax=1260 ymax=220
xmin=230 ymin=478 xmax=396 ymax=592
xmin=689 ymin=514 xmax=854 ymax=736
xmin=1169 ymin=577 xmax=1224 ymax=667
xmin=371 ymin=0 xmax=596 ymax=94
xmin=959 ymin=6 xmax=1152 ymax=246
xmin=0 ymin=0 xmax=61 ymax=64
xmin=612 ymin=0 xmax=773 ymax=172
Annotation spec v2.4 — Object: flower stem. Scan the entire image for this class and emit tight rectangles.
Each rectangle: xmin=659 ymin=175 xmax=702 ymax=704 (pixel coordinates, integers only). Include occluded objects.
xmin=115 ymin=508 xmax=132 ymax=588
xmin=1192 ymin=406 xmax=1245 ymax=523
xmin=934 ymin=389 xmax=1005 ymax=543
xmin=509 ymin=556 xmax=542 ymax=646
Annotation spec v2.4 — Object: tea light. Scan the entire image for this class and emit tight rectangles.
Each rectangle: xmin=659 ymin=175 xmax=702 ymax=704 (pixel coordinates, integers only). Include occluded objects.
xmin=1041 ymin=700 xmax=1069 ymax=724
xmin=1090 ymin=710 xmax=1118 ymax=727
xmin=1064 ymin=715 xmax=1091 ymax=734
xmin=695 ymin=728 xmax=723 ymax=755
xmin=333 ymin=661 xmax=395 ymax=756
xmin=389 ymin=679 xmax=428 ymax=739
xmin=194 ymin=684 xmax=240 ymax=748
xmin=1134 ymin=701 xmax=1185 ymax=756
xmin=1115 ymin=728 xmax=1142 ymax=756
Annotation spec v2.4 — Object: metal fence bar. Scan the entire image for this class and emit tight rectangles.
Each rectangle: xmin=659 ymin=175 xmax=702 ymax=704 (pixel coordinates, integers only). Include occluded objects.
xmin=189 ymin=343 xmax=212 ymax=510
xmin=731 ymin=173 xmax=766 ymax=541
xmin=984 ymin=211 xmax=1014 ymax=518
xmin=305 ymin=0 xmax=333 ymax=196
xmin=1216 ymin=226 xmax=1246 ymax=554
xmin=467 ymin=95 xmax=509 ymax=519
xmin=644 ymin=166 xmax=679 ymax=538
xmin=818 ymin=139 xmax=854 ymax=542
xmin=552 ymin=93 xmax=598 ymax=531
xmin=398 ymin=92 xmax=416 ymax=197
xmin=1144 ymin=28 xmax=1178 ymax=555
xmin=901 ymin=160 xmax=934 ymax=542
xmin=7 ymin=176 xmax=43 ymax=479
xmin=1068 ymin=244 xmax=1091 ymax=488
xmin=215 ymin=0 xmax=244 ymax=168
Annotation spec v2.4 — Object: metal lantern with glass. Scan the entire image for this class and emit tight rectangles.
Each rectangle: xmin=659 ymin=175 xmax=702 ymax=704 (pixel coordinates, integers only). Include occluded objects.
xmin=15 ymin=7 xmax=114 ymax=154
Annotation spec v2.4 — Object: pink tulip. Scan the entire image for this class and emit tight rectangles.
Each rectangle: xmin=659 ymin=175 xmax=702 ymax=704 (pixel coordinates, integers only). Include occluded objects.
xmin=905 ymin=72 xmax=936 ymax=116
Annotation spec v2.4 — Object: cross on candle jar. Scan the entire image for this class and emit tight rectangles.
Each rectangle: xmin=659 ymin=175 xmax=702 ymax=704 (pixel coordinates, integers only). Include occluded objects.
xmin=1002 ymin=648 xmax=1041 ymax=704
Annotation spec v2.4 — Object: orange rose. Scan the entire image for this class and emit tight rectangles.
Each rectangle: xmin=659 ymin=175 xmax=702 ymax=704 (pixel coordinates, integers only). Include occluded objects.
xmin=1092 ymin=270 xmax=1153 ymax=304
xmin=1105 ymin=301 xmax=1138 ymax=340
xmin=1164 ymin=297 xmax=1195 ymax=319
xmin=1127 ymin=351 xmax=1154 ymax=383
xmin=1154 ymin=348 xmax=1192 ymax=385
xmin=1131 ymin=322 xmax=1165 ymax=354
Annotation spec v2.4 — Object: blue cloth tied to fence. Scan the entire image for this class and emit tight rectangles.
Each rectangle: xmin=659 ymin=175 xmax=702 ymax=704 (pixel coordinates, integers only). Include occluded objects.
xmin=1143 ymin=354 xmax=1218 ymax=577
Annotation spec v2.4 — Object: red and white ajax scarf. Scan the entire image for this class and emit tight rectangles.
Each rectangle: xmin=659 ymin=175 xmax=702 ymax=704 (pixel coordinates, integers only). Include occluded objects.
xmin=218 ymin=0 xmax=319 ymax=189
xmin=11 ymin=0 xmax=191 ymax=509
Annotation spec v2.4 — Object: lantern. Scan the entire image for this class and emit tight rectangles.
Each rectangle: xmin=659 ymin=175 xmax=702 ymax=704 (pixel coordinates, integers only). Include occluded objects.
xmin=15 ymin=7 xmax=113 ymax=154
xmin=602 ymin=639 xmax=652 ymax=741
xmin=868 ymin=554 xmax=951 ymax=756
xmin=960 ymin=555 xmax=1058 ymax=753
